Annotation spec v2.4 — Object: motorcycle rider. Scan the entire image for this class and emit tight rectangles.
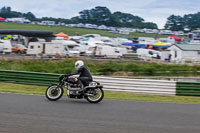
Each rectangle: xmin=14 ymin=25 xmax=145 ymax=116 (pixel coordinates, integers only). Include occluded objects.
xmin=62 ymin=60 xmax=93 ymax=93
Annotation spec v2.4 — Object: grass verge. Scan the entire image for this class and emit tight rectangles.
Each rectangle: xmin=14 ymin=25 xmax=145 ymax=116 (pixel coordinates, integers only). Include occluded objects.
xmin=1 ymin=82 xmax=200 ymax=104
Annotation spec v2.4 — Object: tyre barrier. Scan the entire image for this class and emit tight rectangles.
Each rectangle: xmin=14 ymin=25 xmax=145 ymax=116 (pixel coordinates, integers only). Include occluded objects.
xmin=0 ymin=70 xmax=199 ymax=96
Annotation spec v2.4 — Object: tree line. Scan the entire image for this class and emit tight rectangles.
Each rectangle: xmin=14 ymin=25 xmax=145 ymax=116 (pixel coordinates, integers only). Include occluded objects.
xmin=164 ymin=13 xmax=200 ymax=31
xmin=0 ymin=6 xmax=36 ymax=20
xmin=0 ymin=6 xmax=157 ymax=29
xmin=70 ymin=6 xmax=157 ymax=29
xmin=1 ymin=6 xmax=200 ymax=31
xmin=0 ymin=6 xmax=71 ymax=24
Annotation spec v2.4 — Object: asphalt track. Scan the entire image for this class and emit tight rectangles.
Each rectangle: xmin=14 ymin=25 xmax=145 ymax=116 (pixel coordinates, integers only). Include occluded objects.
xmin=0 ymin=93 xmax=200 ymax=133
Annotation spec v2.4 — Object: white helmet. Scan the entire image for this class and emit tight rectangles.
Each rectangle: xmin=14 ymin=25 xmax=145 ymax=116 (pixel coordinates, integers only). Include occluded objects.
xmin=75 ymin=60 xmax=84 ymax=70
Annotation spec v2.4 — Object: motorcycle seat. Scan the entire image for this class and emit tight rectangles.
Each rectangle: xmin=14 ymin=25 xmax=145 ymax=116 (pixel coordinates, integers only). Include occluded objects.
xmin=84 ymin=81 xmax=91 ymax=86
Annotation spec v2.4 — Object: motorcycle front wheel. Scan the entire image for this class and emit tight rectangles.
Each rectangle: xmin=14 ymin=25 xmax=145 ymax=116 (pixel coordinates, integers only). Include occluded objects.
xmin=85 ymin=87 xmax=104 ymax=103
xmin=45 ymin=84 xmax=64 ymax=101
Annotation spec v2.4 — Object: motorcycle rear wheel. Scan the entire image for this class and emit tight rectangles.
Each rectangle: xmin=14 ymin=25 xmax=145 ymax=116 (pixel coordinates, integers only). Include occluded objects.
xmin=45 ymin=84 xmax=64 ymax=101
xmin=85 ymin=87 xmax=104 ymax=103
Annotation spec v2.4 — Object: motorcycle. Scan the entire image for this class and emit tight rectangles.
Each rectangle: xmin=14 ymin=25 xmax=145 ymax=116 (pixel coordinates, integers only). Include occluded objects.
xmin=45 ymin=75 xmax=104 ymax=103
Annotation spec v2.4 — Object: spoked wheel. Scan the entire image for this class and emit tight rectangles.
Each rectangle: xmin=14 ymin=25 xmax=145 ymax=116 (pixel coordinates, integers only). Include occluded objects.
xmin=45 ymin=84 xmax=64 ymax=101
xmin=85 ymin=88 xmax=104 ymax=103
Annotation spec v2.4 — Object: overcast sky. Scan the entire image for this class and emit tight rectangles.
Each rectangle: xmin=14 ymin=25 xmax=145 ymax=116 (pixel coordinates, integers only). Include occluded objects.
xmin=0 ymin=0 xmax=200 ymax=29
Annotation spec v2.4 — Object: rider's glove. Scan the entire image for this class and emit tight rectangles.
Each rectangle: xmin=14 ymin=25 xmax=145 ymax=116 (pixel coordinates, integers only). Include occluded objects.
xmin=59 ymin=74 xmax=71 ymax=81
xmin=59 ymin=75 xmax=65 ymax=81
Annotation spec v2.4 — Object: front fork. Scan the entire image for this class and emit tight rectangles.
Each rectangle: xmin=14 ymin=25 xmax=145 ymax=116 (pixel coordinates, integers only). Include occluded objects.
xmin=61 ymin=82 xmax=70 ymax=96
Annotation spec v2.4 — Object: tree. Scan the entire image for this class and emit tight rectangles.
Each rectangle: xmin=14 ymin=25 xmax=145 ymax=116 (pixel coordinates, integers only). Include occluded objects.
xmin=71 ymin=6 xmax=158 ymax=29
xmin=23 ymin=12 xmax=36 ymax=21
xmin=0 ymin=6 xmax=158 ymax=29
xmin=77 ymin=6 xmax=112 ymax=26
xmin=112 ymin=12 xmax=144 ymax=27
xmin=164 ymin=15 xmax=184 ymax=31
xmin=165 ymin=13 xmax=200 ymax=31
xmin=143 ymin=22 xmax=158 ymax=29
xmin=0 ymin=6 xmax=12 ymax=18
xmin=0 ymin=6 xmax=34 ymax=19
xmin=0 ymin=6 xmax=11 ymax=13
xmin=184 ymin=12 xmax=200 ymax=30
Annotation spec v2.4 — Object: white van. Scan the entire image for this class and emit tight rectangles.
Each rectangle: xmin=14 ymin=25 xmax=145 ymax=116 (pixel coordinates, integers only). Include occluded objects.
xmin=86 ymin=45 xmax=122 ymax=58
xmin=115 ymin=47 xmax=128 ymax=56
xmin=62 ymin=40 xmax=80 ymax=57
xmin=0 ymin=40 xmax=12 ymax=54
xmin=137 ymin=48 xmax=161 ymax=59
xmin=27 ymin=42 xmax=66 ymax=56
xmin=0 ymin=42 xmax=4 ymax=53
xmin=27 ymin=42 xmax=43 ymax=55
xmin=78 ymin=40 xmax=105 ymax=54
xmin=27 ymin=40 xmax=80 ymax=57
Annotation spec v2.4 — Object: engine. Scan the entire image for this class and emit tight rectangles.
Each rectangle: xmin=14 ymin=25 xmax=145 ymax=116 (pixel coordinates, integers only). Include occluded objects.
xmin=67 ymin=85 xmax=83 ymax=99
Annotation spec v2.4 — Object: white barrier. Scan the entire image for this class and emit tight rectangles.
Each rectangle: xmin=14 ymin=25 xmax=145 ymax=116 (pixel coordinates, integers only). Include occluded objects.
xmin=93 ymin=76 xmax=176 ymax=95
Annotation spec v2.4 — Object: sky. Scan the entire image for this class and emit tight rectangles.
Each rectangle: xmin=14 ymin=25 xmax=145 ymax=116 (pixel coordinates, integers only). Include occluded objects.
xmin=0 ymin=0 xmax=200 ymax=29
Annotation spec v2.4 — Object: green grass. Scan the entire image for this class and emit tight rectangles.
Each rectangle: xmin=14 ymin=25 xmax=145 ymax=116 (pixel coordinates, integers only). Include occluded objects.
xmin=0 ymin=22 xmax=168 ymax=38
xmin=0 ymin=82 xmax=46 ymax=95
xmin=1 ymin=82 xmax=200 ymax=104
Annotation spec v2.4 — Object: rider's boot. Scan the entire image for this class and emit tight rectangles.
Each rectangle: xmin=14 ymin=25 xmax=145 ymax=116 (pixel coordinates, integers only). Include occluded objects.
xmin=78 ymin=84 xmax=85 ymax=93
xmin=76 ymin=79 xmax=85 ymax=93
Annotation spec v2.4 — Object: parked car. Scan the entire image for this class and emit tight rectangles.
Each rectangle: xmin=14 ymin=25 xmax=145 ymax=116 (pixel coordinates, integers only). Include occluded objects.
xmin=137 ymin=48 xmax=161 ymax=59
xmin=12 ymin=44 xmax=27 ymax=54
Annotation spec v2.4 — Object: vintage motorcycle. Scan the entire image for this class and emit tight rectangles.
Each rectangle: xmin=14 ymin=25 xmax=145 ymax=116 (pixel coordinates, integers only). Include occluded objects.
xmin=45 ymin=75 xmax=104 ymax=103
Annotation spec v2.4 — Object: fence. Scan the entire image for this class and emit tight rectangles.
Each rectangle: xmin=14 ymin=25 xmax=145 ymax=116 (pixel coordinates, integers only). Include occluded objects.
xmin=176 ymin=82 xmax=200 ymax=96
xmin=0 ymin=70 xmax=200 ymax=96
xmin=93 ymin=76 xmax=176 ymax=95
xmin=0 ymin=70 xmax=59 ymax=86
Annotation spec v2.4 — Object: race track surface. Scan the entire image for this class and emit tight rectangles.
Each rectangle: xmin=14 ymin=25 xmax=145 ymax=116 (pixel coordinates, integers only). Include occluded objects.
xmin=0 ymin=93 xmax=200 ymax=133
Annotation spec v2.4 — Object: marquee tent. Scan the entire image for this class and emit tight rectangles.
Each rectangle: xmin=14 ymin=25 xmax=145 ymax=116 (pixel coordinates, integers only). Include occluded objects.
xmin=56 ymin=32 xmax=69 ymax=39
xmin=0 ymin=17 xmax=5 ymax=22
xmin=122 ymin=42 xmax=146 ymax=51
xmin=122 ymin=42 xmax=146 ymax=47
xmin=152 ymin=41 xmax=169 ymax=48
xmin=169 ymin=35 xmax=182 ymax=42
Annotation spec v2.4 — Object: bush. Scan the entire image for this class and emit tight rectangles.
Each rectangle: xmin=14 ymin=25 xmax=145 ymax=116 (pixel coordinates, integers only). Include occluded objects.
xmin=0 ymin=59 xmax=200 ymax=77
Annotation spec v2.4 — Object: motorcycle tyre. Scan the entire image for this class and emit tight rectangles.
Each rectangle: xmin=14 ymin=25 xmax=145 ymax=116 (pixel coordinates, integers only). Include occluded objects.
xmin=85 ymin=87 xmax=104 ymax=103
xmin=45 ymin=84 xmax=64 ymax=101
